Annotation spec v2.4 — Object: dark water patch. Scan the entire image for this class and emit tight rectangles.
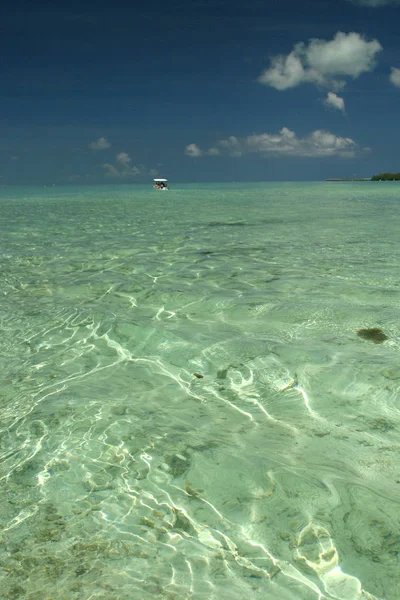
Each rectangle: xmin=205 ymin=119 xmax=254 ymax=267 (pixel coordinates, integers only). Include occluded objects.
xmin=368 ymin=418 xmax=395 ymax=433
xmin=223 ymin=246 xmax=270 ymax=255
xmin=356 ymin=328 xmax=389 ymax=344
xmin=195 ymin=246 xmax=270 ymax=259
xmin=164 ymin=453 xmax=190 ymax=478
xmin=207 ymin=221 xmax=247 ymax=227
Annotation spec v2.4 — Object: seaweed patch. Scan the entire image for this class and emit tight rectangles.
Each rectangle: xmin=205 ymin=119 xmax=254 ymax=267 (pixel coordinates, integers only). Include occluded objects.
xmin=356 ymin=328 xmax=388 ymax=344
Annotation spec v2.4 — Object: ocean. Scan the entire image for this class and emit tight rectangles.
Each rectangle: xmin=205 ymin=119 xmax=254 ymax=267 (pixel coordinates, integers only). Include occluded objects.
xmin=0 ymin=181 xmax=399 ymax=600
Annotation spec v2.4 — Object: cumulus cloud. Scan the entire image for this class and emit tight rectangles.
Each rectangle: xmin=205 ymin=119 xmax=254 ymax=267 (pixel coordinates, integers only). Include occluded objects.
xmin=207 ymin=147 xmax=221 ymax=156
xmin=324 ymin=92 xmax=345 ymax=112
xmin=185 ymin=143 xmax=203 ymax=157
xmin=103 ymin=163 xmax=121 ymax=177
xmin=116 ymin=152 xmax=131 ymax=168
xmin=218 ymin=136 xmax=243 ymax=157
xmin=89 ymin=136 xmax=111 ymax=150
xmin=258 ymin=53 xmax=306 ymax=91
xmin=390 ymin=67 xmax=400 ymax=87
xmin=186 ymin=128 xmax=361 ymax=159
xmin=103 ymin=152 xmax=156 ymax=178
xmin=349 ymin=0 xmax=400 ymax=6
xmin=258 ymin=32 xmax=382 ymax=91
xmin=185 ymin=144 xmax=221 ymax=156
xmin=245 ymin=128 xmax=357 ymax=157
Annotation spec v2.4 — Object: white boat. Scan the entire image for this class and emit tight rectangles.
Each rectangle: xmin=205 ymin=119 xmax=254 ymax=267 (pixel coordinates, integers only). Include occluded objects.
xmin=153 ymin=178 xmax=169 ymax=190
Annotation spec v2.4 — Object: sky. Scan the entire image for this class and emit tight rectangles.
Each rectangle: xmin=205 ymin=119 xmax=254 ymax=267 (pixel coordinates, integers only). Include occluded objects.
xmin=1 ymin=0 xmax=400 ymax=184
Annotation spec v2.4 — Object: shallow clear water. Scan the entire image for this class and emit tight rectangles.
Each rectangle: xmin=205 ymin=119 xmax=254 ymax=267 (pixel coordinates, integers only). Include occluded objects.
xmin=1 ymin=182 xmax=399 ymax=600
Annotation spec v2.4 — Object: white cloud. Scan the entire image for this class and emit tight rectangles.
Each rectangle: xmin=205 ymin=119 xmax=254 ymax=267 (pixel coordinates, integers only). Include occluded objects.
xmin=103 ymin=152 xmax=155 ymax=178
xmin=116 ymin=152 xmax=141 ymax=176
xmin=245 ymin=128 xmax=358 ymax=157
xmin=103 ymin=163 xmax=121 ymax=177
xmin=186 ymin=127 xmax=361 ymax=159
xmin=258 ymin=32 xmax=382 ymax=91
xmin=349 ymin=0 xmax=400 ymax=6
xmin=130 ymin=166 xmax=142 ymax=176
xmin=116 ymin=151 xmax=131 ymax=168
xmin=390 ymin=67 xmax=400 ymax=87
xmin=324 ymin=92 xmax=345 ymax=112
xmin=258 ymin=53 xmax=307 ymax=91
xmin=185 ymin=144 xmax=221 ymax=157
xmin=218 ymin=136 xmax=243 ymax=157
xmin=185 ymin=143 xmax=203 ymax=157
xmin=89 ymin=136 xmax=111 ymax=150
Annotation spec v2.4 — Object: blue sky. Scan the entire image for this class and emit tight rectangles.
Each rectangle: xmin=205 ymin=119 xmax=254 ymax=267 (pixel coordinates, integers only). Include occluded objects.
xmin=1 ymin=0 xmax=399 ymax=183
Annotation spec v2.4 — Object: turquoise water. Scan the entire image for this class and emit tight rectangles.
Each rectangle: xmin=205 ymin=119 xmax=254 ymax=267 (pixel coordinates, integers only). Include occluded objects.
xmin=0 ymin=182 xmax=399 ymax=600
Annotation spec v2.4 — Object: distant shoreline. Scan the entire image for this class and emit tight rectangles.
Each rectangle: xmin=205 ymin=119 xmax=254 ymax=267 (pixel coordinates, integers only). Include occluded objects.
xmin=326 ymin=172 xmax=400 ymax=181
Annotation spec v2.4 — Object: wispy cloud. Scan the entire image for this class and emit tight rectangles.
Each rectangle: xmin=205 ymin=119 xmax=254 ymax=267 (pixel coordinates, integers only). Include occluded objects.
xmin=324 ymin=92 xmax=345 ymax=112
xmin=89 ymin=136 xmax=111 ymax=150
xmin=186 ymin=128 xmax=362 ymax=159
xmin=258 ymin=32 xmax=382 ymax=91
xmin=390 ymin=67 xmax=400 ymax=87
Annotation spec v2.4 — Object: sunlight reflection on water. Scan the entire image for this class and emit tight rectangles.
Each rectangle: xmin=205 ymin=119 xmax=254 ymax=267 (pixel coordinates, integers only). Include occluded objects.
xmin=0 ymin=182 xmax=399 ymax=599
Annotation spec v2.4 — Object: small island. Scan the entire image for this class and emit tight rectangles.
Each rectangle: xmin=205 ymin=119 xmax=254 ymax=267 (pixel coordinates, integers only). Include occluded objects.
xmin=371 ymin=172 xmax=400 ymax=181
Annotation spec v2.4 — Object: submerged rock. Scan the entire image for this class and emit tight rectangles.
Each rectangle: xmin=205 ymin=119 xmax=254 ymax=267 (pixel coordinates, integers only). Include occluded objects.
xmin=382 ymin=366 xmax=400 ymax=380
xmin=356 ymin=328 xmax=388 ymax=344
xmin=216 ymin=368 xmax=228 ymax=380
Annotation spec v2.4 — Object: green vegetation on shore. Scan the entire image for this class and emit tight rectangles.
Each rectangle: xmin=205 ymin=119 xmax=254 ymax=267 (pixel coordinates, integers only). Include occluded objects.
xmin=371 ymin=172 xmax=400 ymax=181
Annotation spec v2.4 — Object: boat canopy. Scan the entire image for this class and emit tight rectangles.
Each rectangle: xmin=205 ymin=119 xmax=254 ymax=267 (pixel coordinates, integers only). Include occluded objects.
xmin=153 ymin=178 xmax=168 ymax=182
